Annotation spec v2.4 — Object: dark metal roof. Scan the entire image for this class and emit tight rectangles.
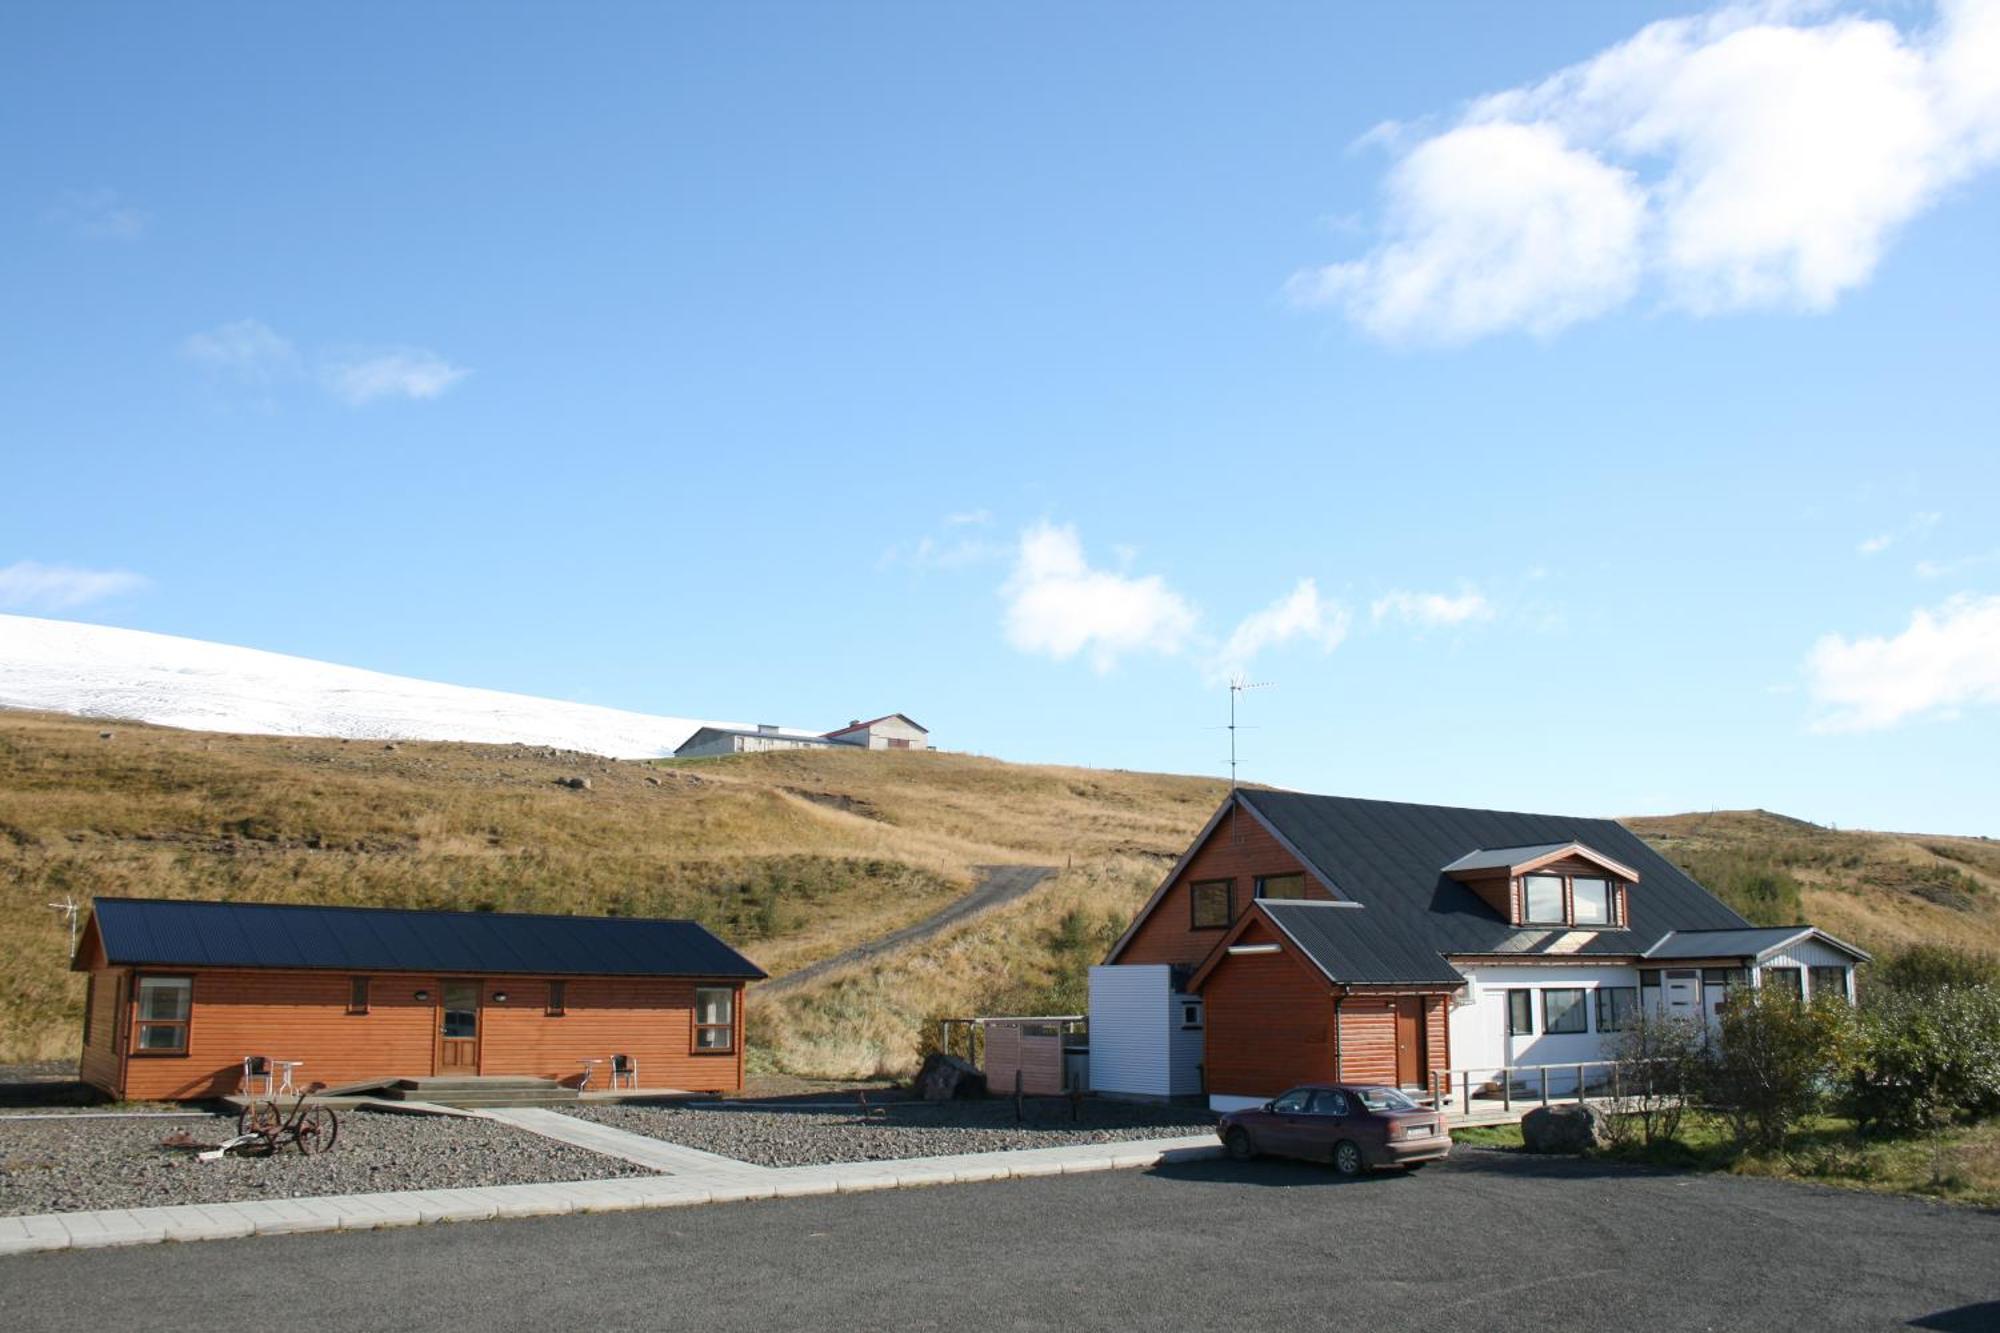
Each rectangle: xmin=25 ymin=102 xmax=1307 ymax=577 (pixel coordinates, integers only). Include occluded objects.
xmin=1260 ymin=902 xmax=1466 ymax=986
xmin=1238 ymin=789 xmax=1751 ymax=960
xmin=86 ymin=898 xmax=767 ymax=979
xmin=1438 ymin=843 xmax=1576 ymax=874
xmin=1643 ymin=926 xmax=1870 ymax=963
xmin=675 ymin=726 xmax=841 ymax=750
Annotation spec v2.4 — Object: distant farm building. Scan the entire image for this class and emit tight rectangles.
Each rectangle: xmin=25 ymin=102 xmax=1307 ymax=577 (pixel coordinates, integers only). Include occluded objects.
xmin=674 ymin=713 xmax=929 ymax=759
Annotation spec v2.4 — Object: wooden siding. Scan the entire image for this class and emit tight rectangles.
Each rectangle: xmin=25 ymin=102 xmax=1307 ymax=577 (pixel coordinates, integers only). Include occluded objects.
xmin=1117 ymin=806 xmax=1329 ymax=970
xmin=983 ymin=1021 xmax=1066 ymax=1096
xmin=95 ymin=968 xmax=746 ymax=1102
xmin=1200 ymin=919 xmax=1333 ymax=1097
xmin=1457 ymin=872 xmax=1511 ymax=921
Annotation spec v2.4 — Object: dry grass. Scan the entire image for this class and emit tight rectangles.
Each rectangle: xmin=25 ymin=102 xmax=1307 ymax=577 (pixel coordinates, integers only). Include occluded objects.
xmin=6 ymin=712 xmax=1993 ymax=1077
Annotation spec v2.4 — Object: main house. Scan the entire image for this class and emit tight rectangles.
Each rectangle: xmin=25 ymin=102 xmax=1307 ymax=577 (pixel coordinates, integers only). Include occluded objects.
xmin=674 ymin=713 xmax=930 ymax=758
xmin=1088 ymin=788 xmax=1868 ymax=1111
xmin=72 ymin=898 xmax=765 ymax=1102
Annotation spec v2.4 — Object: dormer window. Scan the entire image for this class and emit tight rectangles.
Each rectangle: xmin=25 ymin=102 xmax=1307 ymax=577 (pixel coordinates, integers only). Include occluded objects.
xmin=1442 ymin=841 xmax=1637 ymax=931
xmin=1524 ymin=875 xmax=1566 ymax=924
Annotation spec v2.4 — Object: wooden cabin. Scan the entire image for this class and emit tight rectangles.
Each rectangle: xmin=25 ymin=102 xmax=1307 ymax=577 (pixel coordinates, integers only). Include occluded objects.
xmin=72 ymin=897 xmax=766 ymax=1102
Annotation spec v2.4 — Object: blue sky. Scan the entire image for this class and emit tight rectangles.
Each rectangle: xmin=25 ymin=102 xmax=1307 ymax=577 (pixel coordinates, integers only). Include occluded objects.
xmin=4 ymin=1 xmax=1998 ymax=832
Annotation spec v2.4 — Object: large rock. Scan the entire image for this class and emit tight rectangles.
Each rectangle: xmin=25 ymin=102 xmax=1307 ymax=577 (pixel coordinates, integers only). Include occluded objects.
xmin=1521 ymin=1103 xmax=1613 ymax=1154
xmin=914 ymin=1052 xmax=987 ymax=1102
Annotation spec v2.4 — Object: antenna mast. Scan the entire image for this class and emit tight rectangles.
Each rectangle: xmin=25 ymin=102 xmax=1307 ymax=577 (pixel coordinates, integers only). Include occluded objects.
xmin=49 ymin=895 xmax=80 ymax=959
xmin=1227 ymin=677 xmax=1272 ymax=789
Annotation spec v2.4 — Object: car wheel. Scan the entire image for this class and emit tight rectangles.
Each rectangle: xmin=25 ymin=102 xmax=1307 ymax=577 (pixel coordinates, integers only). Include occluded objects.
xmin=1332 ymin=1139 xmax=1365 ymax=1177
xmin=1225 ymin=1127 xmax=1256 ymax=1161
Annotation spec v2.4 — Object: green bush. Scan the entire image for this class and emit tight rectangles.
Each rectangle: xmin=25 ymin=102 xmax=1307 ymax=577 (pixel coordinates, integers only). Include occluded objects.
xmin=1868 ymin=944 xmax=2000 ymax=998
xmin=1849 ymin=985 xmax=2000 ymax=1135
xmin=1606 ymin=1012 xmax=1707 ymax=1147
xmin=1705 ymin=987 xmax=1854 ymax=1152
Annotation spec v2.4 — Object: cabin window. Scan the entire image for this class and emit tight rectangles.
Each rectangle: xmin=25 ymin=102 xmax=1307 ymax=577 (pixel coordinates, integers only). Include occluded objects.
xmin=1595 ymin=986 xmax=1639 ymax=1032
xmin=1180 ymin=1002 xmax=1203 ymax=1030
xmin=1764 ymin=966 xmax=1804 ymax=1000
xmin=1542 ymin=988 xmax=1588 ymax=1035
xmin=1571 ymin=878 xmax=1611 ymax=926
xmin=348 ymin=976 xmax=370 ymax=1015
xmin=1808 ymin=966 xmax=1849 ymax=1004
xmin=1506 ymin=989 xmax=1534 ymax=1036
xmin=1255 ymin=873 xmax=1308 ymax=901
xmin=1189 ymin=879 xmax=1233 ymax=929
xmin=133 ymin=976 xmax=192 ymax=1054
xmin=1523 ymin=876 xmax=1566 ymax=924
xmin=694 ymin=987 xmax=735 ymax=1052
xmin=546 ymin=980 xmax=567 ymax=1016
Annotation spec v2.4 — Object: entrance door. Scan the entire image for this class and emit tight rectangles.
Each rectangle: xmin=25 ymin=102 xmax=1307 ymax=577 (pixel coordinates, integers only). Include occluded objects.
xmin=1393 ymin=997 xmax=1425 ymax=1088
xmin=1663 ymin=970 xmax=1700 ymax=1022
xmin=436 ymin=980 xmax=481 ymax=1075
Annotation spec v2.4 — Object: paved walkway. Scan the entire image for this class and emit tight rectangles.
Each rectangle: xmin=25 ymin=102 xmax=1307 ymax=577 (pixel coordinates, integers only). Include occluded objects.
xmin=479 ymin=1107 xmax=778 ymax=1182
xmin=0 ymin=1133 xmax=1222 ymax=1256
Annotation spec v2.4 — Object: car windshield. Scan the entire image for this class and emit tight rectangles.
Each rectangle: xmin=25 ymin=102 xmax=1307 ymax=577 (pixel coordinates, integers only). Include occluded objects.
xmin=1353 ymin=1086 xmax=1418 ymax=1112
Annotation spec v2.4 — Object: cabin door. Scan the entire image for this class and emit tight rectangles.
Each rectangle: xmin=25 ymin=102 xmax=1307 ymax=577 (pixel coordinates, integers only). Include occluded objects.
xmin=435 ymin=980 xmax=481 ymax=1075
xmin=1663 ymin=970 xmax=1701 ymax=1024
xmin=1393 ymin=997 xmax=1425 ymax=1088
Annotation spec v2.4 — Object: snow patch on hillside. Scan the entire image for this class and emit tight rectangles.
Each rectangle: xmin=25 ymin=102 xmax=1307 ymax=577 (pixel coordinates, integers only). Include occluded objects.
xmin=0 ymin=614 xmax=785 ymax=758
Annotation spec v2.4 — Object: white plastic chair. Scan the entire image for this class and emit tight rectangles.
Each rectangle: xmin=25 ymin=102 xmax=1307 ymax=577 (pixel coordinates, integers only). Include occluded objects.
xmin=239 ymin=1055 xmax=273 ymax=1097
xmin=610 ymin=1054 xmax=638 ymax=1090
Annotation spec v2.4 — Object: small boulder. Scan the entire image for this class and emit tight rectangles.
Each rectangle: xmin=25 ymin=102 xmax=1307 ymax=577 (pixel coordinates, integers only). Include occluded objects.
xmin=644 ymin=776 xmax=662 ymax=786
xmin=1521 ymin=1103 xmax=1613 ymax=1154
xmin=383 ymin=743 xmax=398 ymax=751
xmin=556 ymin=776 xmax=592 ymax=791
xmin=914 ymin=1052 xmax=987 ymax=1102
xmin=98 ymin=730 xmax=115 ymax=740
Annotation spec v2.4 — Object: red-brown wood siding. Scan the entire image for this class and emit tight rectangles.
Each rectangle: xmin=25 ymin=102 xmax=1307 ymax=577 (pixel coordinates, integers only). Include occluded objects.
xmin=1200 ymin=919 xmax=1333 ymax=1098
xmin=95 ymin=968 xmax=747 ymax=1102
xmin=1117 ymin=807 xmax=1329 ymax=970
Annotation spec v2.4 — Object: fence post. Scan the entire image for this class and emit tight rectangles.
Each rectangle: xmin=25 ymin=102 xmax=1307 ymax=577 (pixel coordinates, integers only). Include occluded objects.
xmin=1540 ymin=1066 xmax=1550 ymax=1106
xmin=1502 ymin=1068 xmax=1511 ymax=1112
xmin=1575 ymin=1065 xmax=1585 ymax=1103
xmin=1014 ymin=1068 xmax=1024 ymax=1124
xmin=1462 ymin=1069 xmax=1471 ymax=1118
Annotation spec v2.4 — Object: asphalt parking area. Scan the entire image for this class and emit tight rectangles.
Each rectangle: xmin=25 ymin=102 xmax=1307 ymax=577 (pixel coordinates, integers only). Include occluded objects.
xmin=3 ymin=1149 xmax=1996 ymax=1332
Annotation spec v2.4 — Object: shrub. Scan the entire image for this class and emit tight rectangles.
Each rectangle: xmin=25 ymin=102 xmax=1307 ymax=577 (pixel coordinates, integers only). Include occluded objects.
xmin=1849 ymin=985 xmax=2000 ymax=1136
xmin=1868 ymin=944 xmax=2000 ymax=999
xmin=1605 ymin=1012 xmax=1707 ymax=1147
xmin=1705 ymin=987 xmax=1853 ymax=1152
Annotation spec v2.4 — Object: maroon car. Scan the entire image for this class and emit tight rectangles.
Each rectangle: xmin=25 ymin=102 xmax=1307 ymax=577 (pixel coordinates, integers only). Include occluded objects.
xmin=1217 ymin=1083 xmax=1451 ymax=1175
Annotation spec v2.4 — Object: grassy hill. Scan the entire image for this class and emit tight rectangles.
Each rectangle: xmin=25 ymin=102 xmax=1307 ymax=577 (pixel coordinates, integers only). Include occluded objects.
xmin=3 ymin=710 xmax=1994 ymax=1076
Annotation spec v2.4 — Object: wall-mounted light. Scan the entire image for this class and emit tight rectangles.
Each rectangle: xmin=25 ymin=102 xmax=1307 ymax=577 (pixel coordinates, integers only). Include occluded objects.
xmin=492 ymin=991 xmax=509 ymax=1003
xmin=414 ymin=989 xmax=431 ymax=1002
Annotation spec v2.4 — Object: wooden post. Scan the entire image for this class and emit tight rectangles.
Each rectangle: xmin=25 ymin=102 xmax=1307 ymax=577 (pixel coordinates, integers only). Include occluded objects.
xmin=1539 ymin=1066 xmax=1550 ymax=1106
xmin=1014 ymin=1068 xmax=1024 ymax=1124
xmin=1502 ymin=1068 xmax=1511 ymax=1112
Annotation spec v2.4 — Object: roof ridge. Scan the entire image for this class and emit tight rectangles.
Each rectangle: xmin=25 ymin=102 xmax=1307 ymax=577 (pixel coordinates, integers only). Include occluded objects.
xmin=92 ymin=895 xmax=707 ymax=929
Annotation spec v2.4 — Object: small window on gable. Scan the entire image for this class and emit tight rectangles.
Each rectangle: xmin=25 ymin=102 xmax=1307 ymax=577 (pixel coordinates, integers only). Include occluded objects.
xmin=1255 ymin=873 xmax=1308 ymax=901
xmin=1189 ymin=879 xmax=1232 ymax=929
xmin=348 ymin=976 xmax=370 ymax=1015
xmin=1180 ymin=1002 xmax=1203 ymax=1030
xmin=1523 ymin=876 xmax=1566 ymax=924
xmin=546 ymin=980 xmax=567 ymax=1017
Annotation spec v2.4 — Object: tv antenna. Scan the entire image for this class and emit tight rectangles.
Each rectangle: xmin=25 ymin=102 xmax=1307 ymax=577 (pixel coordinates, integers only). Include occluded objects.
xmin=48 ymin=895 xmax=80 ymax=959
xmin=1226 ymin=677 xmax=1272 ymax=789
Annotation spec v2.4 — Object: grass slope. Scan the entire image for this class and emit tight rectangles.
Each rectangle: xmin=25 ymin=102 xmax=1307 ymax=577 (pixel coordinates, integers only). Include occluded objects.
xmin=3 ymin=711 xmax=1992 ymax=1076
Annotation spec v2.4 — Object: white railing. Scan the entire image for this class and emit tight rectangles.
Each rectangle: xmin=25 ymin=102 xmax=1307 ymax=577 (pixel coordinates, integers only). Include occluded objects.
xmin=1425 ymin=1061 xmax=1633 ymax=1120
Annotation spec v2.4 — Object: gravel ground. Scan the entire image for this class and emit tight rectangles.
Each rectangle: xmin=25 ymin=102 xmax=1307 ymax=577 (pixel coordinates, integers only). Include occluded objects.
xmin=565 ymin=1098 xmax=1216 ymax=1167
xmin=0 ymin=1109 xmax=651 ymax=1216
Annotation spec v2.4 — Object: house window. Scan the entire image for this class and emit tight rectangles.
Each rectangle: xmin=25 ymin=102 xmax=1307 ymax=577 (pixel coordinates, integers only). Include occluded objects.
xmin=133 ymin=976 xmax=192 ymax=1053
xmin=694 ymin=987 xmax=735 ymax=1052
xmin=1808 ymin=966 xmax=1849 ymax=1004
xmin=1571 ymin=878 xmax=1611 ymax=926
xmin=1542 ymin=988 xmax=1588 ymax=1035
xmin=348 ymin=976 xmax=370 ymax=1015
xmin=1523 ymin=876 xmax=1566 ymax=924
xmin=1702 ymin=967 xmax=1751 ymax=991
xmin=1189 ymin=879 xmax=1233 ymax=929
xmin=1506 ymin=989 xmax=1534 ymax=1036
xmin=1764 ymin=966 xmax=1804 ymax=1000
xmin=1595 ymin=986 xmax=1639 ymax=1032
xmin=547 ymin=980 xmax=567 ymax=1016
xmin=1180 ymin=1002 xmax=1203 ymax=1030
xmin=1255 ymin=873 xmax=1308 ymax=901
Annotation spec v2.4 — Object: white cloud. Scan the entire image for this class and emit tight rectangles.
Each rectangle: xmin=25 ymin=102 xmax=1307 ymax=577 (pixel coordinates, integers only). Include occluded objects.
xmin=1805 ymin=593 xmax=2000 ymax=730
xmin=944 ymin=509 xmax=992 ymax=527
xmin=1297 ymin=0 xmax=2000 ymax=342
xmin=1211 ymin=578 xmax=1349 ymax=682
xmin=1001 ymin=523 xmax=1197 ymax=672
xmin=321 ymin=349 xmax=469 ymax=405
xmin=181 ymin=319 xmax=298 ymax=379
xmin=0 ymin=561 xmax=148 ymax=611
xmin=46 ymin=188 xmax=148 ymax=240
xmin=1371 ymin=588 xmax=1495 ymax=627
xmin=1858 ymin=533 xmax=1894 ymax=555
xmin=1916 ymin=549 xmax=2000 ymax=578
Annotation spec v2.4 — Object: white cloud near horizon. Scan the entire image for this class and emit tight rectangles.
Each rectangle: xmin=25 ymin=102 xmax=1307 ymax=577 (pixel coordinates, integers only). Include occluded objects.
xmin=1295 ymin=0 xmax=2000 ymax=343
xmin=321 ymin=349 xmax=469 ymax=405
xmin=1001 ymin=523 xmax=1198 ymax=672
xmin=0 ymin=561 xmax=149 ymax=611
xmin=1371 ymin=587 xmax=1495 ymax=627
xmin=1805 ymin=593 xmax=2000 ymax=730
xmin=1210 ymin=578 xmax=1350 ymax=683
